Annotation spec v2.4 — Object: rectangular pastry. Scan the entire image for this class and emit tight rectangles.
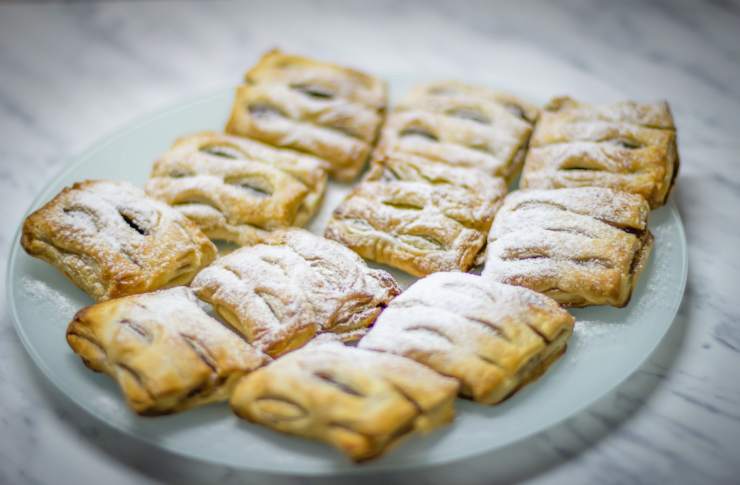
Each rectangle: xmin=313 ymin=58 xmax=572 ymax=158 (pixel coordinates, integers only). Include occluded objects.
xmin=67 ymin=287 xmax=267 ymax=415
xmin=146 ymin=131 xmax=328 ymax=245
xmin=324 ymin=157 xmax=506 ymax=276
xmin=21 ymin=180 xmax=217 ymax=301
xmin=520 ymin=96 xmax=678 ymax=208
xmin=482 ymin=187 xmax=653 ymax=307
xmin=359 ymin=272 xmax=574 ymax=404
xmin=190 ymin=229 xmax=400 ymax=357
xmin=230 ymin=341 xmax=458 ymax=461
xmin=373 ymin=81 xmax=539 ymax=183
xmin=226 ymin=49 xmax=387 ymax=182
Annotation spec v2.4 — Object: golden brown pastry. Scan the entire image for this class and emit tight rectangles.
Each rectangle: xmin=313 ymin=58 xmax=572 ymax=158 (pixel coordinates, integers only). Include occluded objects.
xmin=230 ymin=341 xmax=458 ymax=461
xmin=226 ymin=49 xmax=387 ymax=182
xmin=365 ymin=151 xmax=505 ymax=194
xmin=190 ymin=229 xmax=400 ymax=357
xmin=145 ymin=132 xmax=328 ymax=245
xmin=359 ymin=272 xmax=574 ymax=404
xmin=520 ymin=96 xmax=678 ymax=208
xmin=324 ymin=159 xmax=506 ymax=276
xmin=67 ymin=287 xmax=267 ymax=415
xmin=482 ymin=187 xmax=653 ymax=307
xmin=21 ymin=180 xmax=217 ymax=301
xmin=373 ymin=81 xmax=539 ymax=183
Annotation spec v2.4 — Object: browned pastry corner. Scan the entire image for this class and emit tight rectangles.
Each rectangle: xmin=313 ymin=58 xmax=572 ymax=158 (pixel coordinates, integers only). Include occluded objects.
xmin=360 ymin=272 xmax=574 ymax=404
xmin=373 ymin=80 xmax=539 ymax=184
xmin=520 ymin=96 xmax=678 ymax=208
xmin=482 ymin=187 xmax=653 ymax=307
xmin=146 ymin=131 xmax=328 ymax=245
xmin=21 ymin=180 xmax=217 ymax=301
xmin=66 ymin=287 xmax=267 ymax=415
xmin=325 ymin=155 xmax=506 ymax=276
xmin=230 ymin=341 xmax=458 ymax=461
xmin=226 ymin=49 xmax=387 ymax=182
xmin=190 ymin=228 xmax=400 ymax=357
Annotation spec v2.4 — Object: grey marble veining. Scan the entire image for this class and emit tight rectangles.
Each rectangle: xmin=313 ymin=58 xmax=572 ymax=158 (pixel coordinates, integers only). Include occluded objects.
xmin=1 ymin=1 xmax=739 ymax=484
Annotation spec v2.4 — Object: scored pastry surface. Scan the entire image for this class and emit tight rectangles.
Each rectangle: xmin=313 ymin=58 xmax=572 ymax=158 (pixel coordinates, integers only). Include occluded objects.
xmin=359 ymin=272 xmax=574 ymax=404
xmin=520 ymin=96 xmax=678 ymax=208
xmin=226 ymin=49 xmax=387 ymax=181
xmin=482 ymin=187 xmax=653 ymax=307
xmin=373 ymin=80 xmax=539 ymax=183
xmin=366 ymin=151 xmax=507 ymax=194
xmin=190 ymin=229 xmax=400 ymax=357
xmin=21 ymin=180 xmax=217 ymax=301
xmin=230 ymin=341 xmax=458 ymax=461
xmin=325 ymin=161 xmax=506 ymax=276
xmin=66 ymin=287 xmax=267 ymax=415
xmin=146 ymin=131 xmax=328 ymax=245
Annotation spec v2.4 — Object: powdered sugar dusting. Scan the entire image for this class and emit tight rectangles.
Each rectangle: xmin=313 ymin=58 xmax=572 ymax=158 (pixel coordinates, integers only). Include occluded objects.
xmin=21 ymin=276 xmax=78 ymax=318
xmin=362 ymin=272 xmax=573 ymax=355
xmin=359 ymin=272 xmax=574 ymax=402
xmin=228 ymin=51 xmax=387 ymax=180
xmin=523 ymin=96 xmax=677 ymax=209
xmin=24 ymin=180 xmax=215 ymax=300
xmin=569 ymin=320 xmax=615 ymax=353
xmin=374 ymin=80 xmax=536 ymax=180
xmin=145 ymin=131 xmax=328 ymax=245
xmin=380 ymin=109 xmax=520 ymax=177
xmin=115 ymin=287 xmax=263 ymax=361
xmin=546 ymin=96 xmax=674 ymax=129
xmin=482 ymin=187 xmax=652 ymax=306
xmin=527 ymin=141 xmax=641 ymax=172
xmin=498 ymin=187 xmax=649 ymax=228
xmin=248 ymin=50 xmax=387 ymax=110
xmin=408 ymin=80 xmax=540 ymax=124
xmin=191 ymin=229 xmax=399 ymax=355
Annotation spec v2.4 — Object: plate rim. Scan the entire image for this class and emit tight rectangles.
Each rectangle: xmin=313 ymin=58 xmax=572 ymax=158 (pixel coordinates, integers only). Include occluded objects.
xmin=6 ymin=88 xmax=689 ymax=476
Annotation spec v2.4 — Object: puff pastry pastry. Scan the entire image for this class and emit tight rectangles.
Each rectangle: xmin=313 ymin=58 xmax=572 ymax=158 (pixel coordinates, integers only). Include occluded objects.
xmin=482 ymin=187 xmax=653 ymax=307
xmin=325 ymin=161 xmax=506 ymax=276
xmin=146 ymin=132 xmax=328 ymax=245
xmin=67 ymin=287 xmax=267 ymax=415
xmin=190 ymin=229 xmax=400 ymax=357
xmin=365 ymin=151 xmax=506 ymax=194
xmin=373 ymin=81 xmax=538 ymax=183
xmin=230 ymin=341 xmax=458 ymax=461
xmin=226 ymin=49 xmax=387 ymax=182
xmin=359 ymin=272 xmax=574 ymax=404
xmin=520 ymin=96 xmax=678 ymax=208
xmin=21 ymin=180 xmax=217 ymax=301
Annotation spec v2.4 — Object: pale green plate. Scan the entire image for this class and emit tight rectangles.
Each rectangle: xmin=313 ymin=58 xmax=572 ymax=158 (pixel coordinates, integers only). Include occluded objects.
xmin=6 ymin=80 xmax=687 ymax=476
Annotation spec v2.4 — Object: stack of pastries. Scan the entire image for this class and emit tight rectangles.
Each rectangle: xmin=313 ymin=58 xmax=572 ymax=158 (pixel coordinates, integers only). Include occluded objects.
xmin=20 ymin=49 xmax=678 ymax=462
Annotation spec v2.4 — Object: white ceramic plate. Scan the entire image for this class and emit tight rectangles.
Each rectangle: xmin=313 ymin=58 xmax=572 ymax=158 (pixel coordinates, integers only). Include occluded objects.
xmin=6 ymin=79 xmax=687 ymax=476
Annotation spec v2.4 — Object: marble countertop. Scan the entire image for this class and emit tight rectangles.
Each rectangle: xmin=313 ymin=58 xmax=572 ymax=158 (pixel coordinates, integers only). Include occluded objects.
xmin=1 ymin=1 xmax=739 ymax=483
